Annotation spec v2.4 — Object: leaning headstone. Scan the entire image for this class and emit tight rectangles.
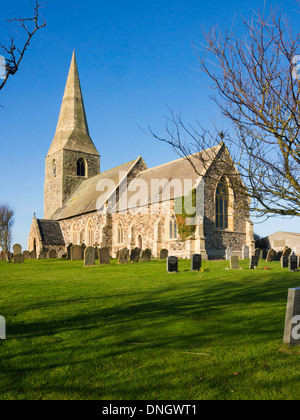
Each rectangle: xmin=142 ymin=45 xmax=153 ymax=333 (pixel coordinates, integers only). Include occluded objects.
xmin=118 ymin=248 xmax=129 ymax=264
xmin=230 ymin=255 xmax=239 ymax=269
xmin=160 ymin=249 xmax=168 ymax=259
xmin=266 ymin=249 xmax=276 ymax=262
xmin=71 ymin=245 xmax=82 ymax=261
xmin=130 ymin=247 xmax=141 ymax=263
xmin=254 ymin=248 xmax=261 ymax=258
xmin=23 ymin=251 xmax=30 ymax=260
xmin=249 ymin=255 xmax=259 ymax=269
xmin=141 ymin=248 xmax=152 ymax=262
xmin=275 ymin=251 xmax=283 ymax=261
xmin=283 ymin=287 xmax=300 ymax=345
xmin=13 ymin=244 xmax=22 ymax=255
xmin=242 ymin=245 xmax=249 ymax=259
xmin=47 ymin=249 xmax=57 ymax=259
xmin=167 ymin=256 xmax=178 ymax=273
xmin=289 ymin=252 xmax=298 ymax=272
xmin=99 ymin=247 xmax=110 ymax=264
xmin=67 ymin=243 xmax=73 ymax=260
xmin=281 ymin=256 xmax=289 ymax=268
xmin=225 ymin=246 xmax=233 ymax=260
xmin=84 ymin=246 xmax=95 ymax=267
xmin=282 ymin=247 xmax=292 ymax=259
xmin=13 ymin=254 xmax=24 ymax=264
xmin=191 ymin=254 xmax=201 ymax=271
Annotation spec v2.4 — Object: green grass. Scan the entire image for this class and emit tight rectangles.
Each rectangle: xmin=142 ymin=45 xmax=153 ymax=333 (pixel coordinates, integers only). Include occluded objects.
xmin=0 ymin=258 xmax=299 ymax=400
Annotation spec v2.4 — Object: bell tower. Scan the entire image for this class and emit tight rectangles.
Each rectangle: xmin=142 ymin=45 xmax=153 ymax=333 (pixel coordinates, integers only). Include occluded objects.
xmin=44 ymin=52 xmax=100 ymax=219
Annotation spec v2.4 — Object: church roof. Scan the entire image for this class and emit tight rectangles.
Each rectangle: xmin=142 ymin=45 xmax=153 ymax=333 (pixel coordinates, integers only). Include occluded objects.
xmin=37 ymin=219 xmax=65 ymax=245
xmin=47 ymin=52 xmax=99 ymax=157
xmin=51 ymin=157 xmax=145 ymax=220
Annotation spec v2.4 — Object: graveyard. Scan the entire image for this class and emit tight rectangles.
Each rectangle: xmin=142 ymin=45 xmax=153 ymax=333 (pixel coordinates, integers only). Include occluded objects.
xmin=0 ymin=255 xmax=300 ymax=400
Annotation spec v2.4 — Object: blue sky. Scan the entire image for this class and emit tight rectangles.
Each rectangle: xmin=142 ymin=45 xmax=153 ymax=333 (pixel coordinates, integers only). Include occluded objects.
xmin=0 ymin=0 xmax=299 ymax=250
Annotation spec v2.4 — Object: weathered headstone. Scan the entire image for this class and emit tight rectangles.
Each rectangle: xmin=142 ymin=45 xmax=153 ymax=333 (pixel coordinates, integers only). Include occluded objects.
xmin=230 ymin=255 xmax=239 ymax=269
xmin=94 ymin=246 xmax=98 ymax=260
xmin=99 ymin=247 xmax=110 ymax=264
xmin=225 ymin=246 xmax=233 ymax=260
xmin=23 ymin=251 xmax=30 ymax=260
xmin=242 ymin=245 xmax=249 ymax=259
xmin=118 ymin=248 xmax=129 ymax=264
xmin=289 ymin=252 xmax=298 ymax=272
xmin=71 ymin=245 xmax=82 ymax=261
xmin=160 ymin=249 xmax=168 ymax=260
xmin=281 ymin=256 xmax=289 ymax=268
xmin=254 ymin=248 xmax=261 ymax=258
xmin=249 ymin=255 xmax=259 ymax=269
xmin=283 ymin=287 xmax=300 ymax=345
xmin=47 ymin=249 xmax=57 ymax=259
xmin=67 ymin=243 xmax=73 ymax=260
xmin=29 ymin=250 xmax=36 ymax=259
xmin=191 ymin=254 xmax=202 ymax=271
xmin=167 ymin=256 xmax=178 ymax=273
xmin=282 ymin=247 xmax=292 ymax=258
xmin=1 ymin=250 xmax=6 ymax=261
xmin=275 ymin=251 xmax=283 ymax=261
xmin=38 ymin=251 xmax=47 ymax=259
xmin=84 ymin=246 xmax=95 ymax=266
xmin=266 ymin=249 xmax=276 ymax=262
xmin=13 ymin=244 xmax=22 ymax=255
xmin=130 ymin=247 xmax=141 ymax=263
xmin=141 ymin=248 xmax=151 ymax=262
xmin=13 ymin=254 xmax=24 ymax=264
xmin=81 ymin=244 xmax=86 ymax=259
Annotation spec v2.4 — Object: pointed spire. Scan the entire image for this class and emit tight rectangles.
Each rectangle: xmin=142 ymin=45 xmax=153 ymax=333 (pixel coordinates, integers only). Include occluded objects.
xmin=47 ymin=52 xmax=99 ymax=156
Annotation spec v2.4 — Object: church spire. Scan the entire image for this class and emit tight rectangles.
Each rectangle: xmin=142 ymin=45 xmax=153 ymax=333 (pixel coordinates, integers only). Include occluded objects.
xmin=47 ymin=51 xmax=99 ymax=157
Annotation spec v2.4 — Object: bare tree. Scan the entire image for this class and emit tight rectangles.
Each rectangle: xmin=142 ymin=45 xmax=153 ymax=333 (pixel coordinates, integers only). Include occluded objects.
xmin=0 ymin=204 xmax=14 ymax=254
xmin=150 ymin=4 xmax=300 ymax=219
xmin=0 ymin=1 xmax=46 ymax=91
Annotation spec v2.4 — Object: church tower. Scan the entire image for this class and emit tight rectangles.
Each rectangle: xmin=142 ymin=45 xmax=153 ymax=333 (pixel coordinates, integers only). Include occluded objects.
xmin=44 ymin=52 xmax=100 ymax=219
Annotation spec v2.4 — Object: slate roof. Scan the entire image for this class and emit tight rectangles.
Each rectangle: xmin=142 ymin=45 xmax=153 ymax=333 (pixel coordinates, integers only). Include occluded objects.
xmin=37 ymin=219 xmax=65 ymax=245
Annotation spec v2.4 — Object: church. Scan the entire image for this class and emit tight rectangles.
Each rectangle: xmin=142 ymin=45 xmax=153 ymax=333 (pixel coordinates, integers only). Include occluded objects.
xmin=28 ymin=52 xmax=255 ymax=260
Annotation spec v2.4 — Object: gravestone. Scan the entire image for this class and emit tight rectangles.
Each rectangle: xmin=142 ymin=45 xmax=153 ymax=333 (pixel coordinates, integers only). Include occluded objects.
xmin=283 ymin=287 xmax=300 ymax=345
xmin=289 ymin=252 xmax=298 ymax=272
xmin=254 ymin=248 xmax=261 ymax=258
xmin=94 ymin=246 xmax=98 ymax=260
xmin=47 ymin=249 xmax=57 ymax=259
xmin=81 ymin=244 xmax=86 ymax=259
xmin=38 ymin=251 xmax=47 ymax=259
xmin=281 ymin=256 xmax=289 ymax=268
xmin=29 ymin=250 xmax=36 ymax=259
xmin=13 ymin=244 xmax=22 ymax=255
xmin=191 ymin=254 xmax=201 ymax=271
xmin=1 ymin=250 xmax=6 ymax=260
xmin=67 ymin=243 xmax=73 ymax=260
xmin=71 ymin=245 xmax=82 ymax=260
xmin=23 ymin=251 xmax=30 ymax=260
xmin=58 ymin=251 xmax=66 ymax=259
xmin=225 ymin=246 xmax=233 ymax=260
xmin=130 ymin=247 xmax=141 ymax=263
xmin=282 ymin=247 xmax=292 ymax=258
xmin=141 ymin=248 xmax=151 ymax=262
xmin=160 ymin=249 xmax=168 ymax=259
xmin=249 ymin=255 xmax=259 ymax=269
xmin=242 ymin=245 xmax=249 ymax=259
xmin=84 ymin=246 xmax=95 ymax=266
xmin=266 ymin=249 xmax=276 ymax=262
xmin=167 ymin=256 xmax=178 ymax=273
xmin=13 ymin=254 xmax=24 ymax=264
xmin=118 ymin=248 xmax=129 ymax=264
xmin=275 ymin=251 xmax=283 ymax=261
xmin=99 ymin=247 xmax=110 ymax=264
xmin=230 ymin=255 xmax=239 ymax=269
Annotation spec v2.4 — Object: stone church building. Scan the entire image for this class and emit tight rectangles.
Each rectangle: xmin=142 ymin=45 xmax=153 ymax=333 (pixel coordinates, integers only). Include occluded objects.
xmin=28 ymin=52 xmax=255 ymax=259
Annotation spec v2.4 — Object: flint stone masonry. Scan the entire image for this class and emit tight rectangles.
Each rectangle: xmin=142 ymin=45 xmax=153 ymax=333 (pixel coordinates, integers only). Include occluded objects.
xmin=283 ymin=287 xmax=300 ymax=345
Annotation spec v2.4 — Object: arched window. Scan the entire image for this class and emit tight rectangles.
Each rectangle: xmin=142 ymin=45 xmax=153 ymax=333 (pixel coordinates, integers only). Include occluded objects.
xmin=72 ymin=223 xmax=79 ymax=245
xmin=77 ymin=158 xmax=86 ymax=177
xmin=117 ymin=221 xmax=124 ymax=244
xmin=86 ymin=219 xmax=94 ymax=246
xmin=215 ymin=182 xmax=228 ymax=229
xmin=169 ymin=215 xmax=178 ymax=239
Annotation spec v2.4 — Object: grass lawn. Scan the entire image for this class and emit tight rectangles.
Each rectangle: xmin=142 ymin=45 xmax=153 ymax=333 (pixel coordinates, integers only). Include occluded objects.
xmin=0 ymin=257 xmax=299 ymax=400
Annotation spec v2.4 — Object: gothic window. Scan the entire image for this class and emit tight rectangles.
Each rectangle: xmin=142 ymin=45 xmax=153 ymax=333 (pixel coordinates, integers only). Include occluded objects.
xmin=169 ymin=215 xmax=178 ymax=239
xmin=77 ymin=158 xmax=86 ymax=177
xmin=215 ymin=182 xmax=228 ymax=229
xmin=72 ymin=223 xmax=79 ymax=245
xmin=117 ymin=221 xmax=124 ymax=244
xmin=86 ymin=220 xmax=94 ymax=246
